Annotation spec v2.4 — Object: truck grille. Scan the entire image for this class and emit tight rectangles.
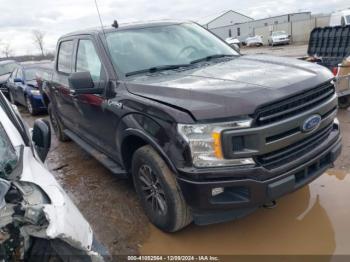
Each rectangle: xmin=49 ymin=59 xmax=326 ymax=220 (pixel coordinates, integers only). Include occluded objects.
xmin=255 ymin=82 xmax=335 ymax=126
xmin=256 ymin=123 xmax=334 ymax=169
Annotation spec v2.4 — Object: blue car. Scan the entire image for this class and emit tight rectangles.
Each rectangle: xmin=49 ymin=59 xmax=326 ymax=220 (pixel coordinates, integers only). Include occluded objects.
xmin=7 ymin=64 xmax=48 ymax=115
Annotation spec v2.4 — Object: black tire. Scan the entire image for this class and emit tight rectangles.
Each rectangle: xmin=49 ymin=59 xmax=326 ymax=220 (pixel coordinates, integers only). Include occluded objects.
xmin=48 ymin=104 xmax=70 ymax=142
xmin=27 ymin=238 xmax=91 ymax=262
xmin=338 ymin=96 xmax=350 ymax=109
xmin=25 ymin=95 xmax=38 ymax=115
xmin=132 ymin=145 xmax=192 ymax=232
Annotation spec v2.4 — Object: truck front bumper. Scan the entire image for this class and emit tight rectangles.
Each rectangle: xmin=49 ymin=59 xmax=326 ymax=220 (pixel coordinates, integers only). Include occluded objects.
xmin=177 ymin=126 xmax=341 ymax=225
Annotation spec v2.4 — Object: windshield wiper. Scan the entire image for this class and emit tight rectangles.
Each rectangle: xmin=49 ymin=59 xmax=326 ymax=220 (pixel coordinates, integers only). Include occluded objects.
xmin=126 ymin=64 xmax=192 ymax=77
xmin=190 ymin=54 xmax=236 ymax=65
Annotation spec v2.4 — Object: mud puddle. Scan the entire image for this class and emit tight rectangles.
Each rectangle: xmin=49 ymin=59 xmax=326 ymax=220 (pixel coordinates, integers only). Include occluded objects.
xmin=141 ymin=170 xmax=350 ymax=255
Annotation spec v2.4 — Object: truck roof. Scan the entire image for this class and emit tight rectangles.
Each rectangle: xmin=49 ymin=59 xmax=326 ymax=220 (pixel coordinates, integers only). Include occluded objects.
xmin=59 ymin=20 xmax=189 ymax=39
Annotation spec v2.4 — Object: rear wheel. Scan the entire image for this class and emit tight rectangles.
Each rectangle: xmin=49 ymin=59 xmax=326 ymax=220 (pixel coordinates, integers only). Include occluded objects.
xmin=132 ymin=145 xmax=192 ymax=232
xmin=48 ymin=104 xmax=70 ymax=142
xmin=338 ymin=96 xmax=350 ymax=109
xmin=28 ymin=238 xmax=92 ymax=262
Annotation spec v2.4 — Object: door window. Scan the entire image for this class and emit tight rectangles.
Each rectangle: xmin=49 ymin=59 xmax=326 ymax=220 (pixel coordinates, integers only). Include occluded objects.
xmin=57 ymin=40 xmax=74 ymax=74
xmin=76 ymin=39 xmax=102 ymax=81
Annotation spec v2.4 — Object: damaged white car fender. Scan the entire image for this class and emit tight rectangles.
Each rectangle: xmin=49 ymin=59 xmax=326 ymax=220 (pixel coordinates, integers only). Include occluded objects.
xmin=0 ymin=94 xmax=107 ymax=260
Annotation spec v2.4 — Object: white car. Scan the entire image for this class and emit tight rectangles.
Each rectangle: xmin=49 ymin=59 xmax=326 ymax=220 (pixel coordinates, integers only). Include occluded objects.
xmin=268 ymin=31 xmax=290 ymax=46
xmin=246 ymin=35 xmax=263 ymax=47
xmin=0 ymin=92 xmax=107 ymax=261
xmin=225 ymin=37 xmax=240 ymax=47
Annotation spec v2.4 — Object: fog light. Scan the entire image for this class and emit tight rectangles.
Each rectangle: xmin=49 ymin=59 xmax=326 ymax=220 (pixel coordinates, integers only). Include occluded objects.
xmin=334 ymin=117 xmax=339 ymax=125
xmin=212 ymin=187 xmax=224 ymax=196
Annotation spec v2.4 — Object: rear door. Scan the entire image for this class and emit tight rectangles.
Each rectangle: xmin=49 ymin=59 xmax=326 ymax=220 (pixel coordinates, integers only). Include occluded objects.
xmin=51 ymin=39 xmax=82 ymax=133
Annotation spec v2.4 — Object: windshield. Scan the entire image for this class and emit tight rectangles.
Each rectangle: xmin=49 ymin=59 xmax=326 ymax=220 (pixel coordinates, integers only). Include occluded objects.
xmin=0 ymin=124 xmax=18 ymax=178
xmin=0 ymin=62 xmax=17 ymax=76
xmin=272 ymin=31 xmax=287 ymax=36
xmin=106 ymin=23 xmax=238 ymax=76
xmin=24 ymin=68 xmax=38 ymax=81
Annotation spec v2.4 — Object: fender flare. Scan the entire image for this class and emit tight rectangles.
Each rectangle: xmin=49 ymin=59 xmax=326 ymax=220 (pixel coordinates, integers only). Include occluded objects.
xmin=120 ymin=128 xmax=178 ymax=174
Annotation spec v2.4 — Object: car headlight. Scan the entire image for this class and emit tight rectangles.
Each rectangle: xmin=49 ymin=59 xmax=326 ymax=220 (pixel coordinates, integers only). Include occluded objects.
xmin=30 ymin=89 xmax=41 ymax=96
xmin=178 ymin=119 xmax=255 ymax=168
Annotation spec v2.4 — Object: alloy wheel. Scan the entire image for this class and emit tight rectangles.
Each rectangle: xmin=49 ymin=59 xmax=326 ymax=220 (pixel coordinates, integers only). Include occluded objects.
xmin=138 ymin=164 xmax=168 ymax=216
xmin=26 ymin=96 xmax=33 ymax=114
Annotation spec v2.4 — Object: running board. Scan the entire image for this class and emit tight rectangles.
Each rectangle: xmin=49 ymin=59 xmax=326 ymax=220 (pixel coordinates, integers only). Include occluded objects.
xmin=63 ymin=129 xmax=128 ymax=178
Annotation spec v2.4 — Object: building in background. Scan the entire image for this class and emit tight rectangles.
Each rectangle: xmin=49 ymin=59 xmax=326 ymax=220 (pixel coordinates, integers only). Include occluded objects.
xmin=199 ymin=10 xmax=253 ymax=31
xmin=199 ymin=11 xmax=332 ymax=45
xmin=205 ymin=12 xmax=311 ymax=41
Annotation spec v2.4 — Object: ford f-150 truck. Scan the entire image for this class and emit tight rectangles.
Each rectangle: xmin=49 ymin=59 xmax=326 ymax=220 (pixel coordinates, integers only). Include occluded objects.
xmin=45 ymin=21 xmax=342 ymax=232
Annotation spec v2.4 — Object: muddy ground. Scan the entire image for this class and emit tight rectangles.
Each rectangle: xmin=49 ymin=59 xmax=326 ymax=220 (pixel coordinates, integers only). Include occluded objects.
xmin=20 ymin=44 xmax=350 ymax=257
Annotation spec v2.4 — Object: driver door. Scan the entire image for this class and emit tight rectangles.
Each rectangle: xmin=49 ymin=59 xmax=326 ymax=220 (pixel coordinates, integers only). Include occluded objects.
xmin=71 ymin=37 xmax=118 ymax=157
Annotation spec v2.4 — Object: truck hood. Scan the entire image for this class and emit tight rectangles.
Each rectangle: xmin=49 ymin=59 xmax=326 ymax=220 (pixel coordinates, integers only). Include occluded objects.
xmin=126 ymin=55 xmax=333 ymax=121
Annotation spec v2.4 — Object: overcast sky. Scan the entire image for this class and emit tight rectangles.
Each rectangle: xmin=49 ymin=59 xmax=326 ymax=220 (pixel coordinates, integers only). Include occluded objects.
xmin=0 ymin=0 xmax=349 ymax=56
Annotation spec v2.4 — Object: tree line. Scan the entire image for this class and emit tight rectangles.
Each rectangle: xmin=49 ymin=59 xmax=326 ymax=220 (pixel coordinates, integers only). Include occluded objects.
xmin=0 ymin=30 xmax=47 ymax=59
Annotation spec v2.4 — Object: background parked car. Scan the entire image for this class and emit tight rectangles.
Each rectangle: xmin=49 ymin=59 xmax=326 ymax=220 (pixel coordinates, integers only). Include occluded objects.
xmin=268 ymin=31 xmax=290 ymax=46
xmin=7 ymin=64 xmax=48 ymax=115
xmin=0 ymin=60 xmax=19 ymax=98
xmin=35 ymin=63 xmax=54 ymax=107
xmin=246 ymin=35 xmax=263 ymax=47
xmin=225 ymin=37 xmax=241 ymax=47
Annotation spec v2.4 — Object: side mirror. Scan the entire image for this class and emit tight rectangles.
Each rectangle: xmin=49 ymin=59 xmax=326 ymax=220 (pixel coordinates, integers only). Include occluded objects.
xmin=68 ymin=71 xmax=94 ymax=90
xmin=68 ymin=71 xmax=104 ymax=95
xmin=14 ymin=78 xmax=23 ymax=83
xmin=32 ymin=119 xmax=51 ymax=162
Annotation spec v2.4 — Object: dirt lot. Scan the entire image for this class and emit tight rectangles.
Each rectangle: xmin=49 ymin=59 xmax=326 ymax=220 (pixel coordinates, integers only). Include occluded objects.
xmin=20 ymin=44 xmax=350 ymax=258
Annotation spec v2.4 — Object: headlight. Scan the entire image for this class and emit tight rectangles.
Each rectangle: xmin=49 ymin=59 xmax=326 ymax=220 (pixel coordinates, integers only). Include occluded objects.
xmin=178 ymin=119 xmax=255 ymax=168
xmin=30 ymin=89 xmax=41 ymax=96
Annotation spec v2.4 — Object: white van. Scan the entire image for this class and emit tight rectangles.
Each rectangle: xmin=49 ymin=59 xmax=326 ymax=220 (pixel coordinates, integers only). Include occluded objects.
xmin=329 ymin=10 xmax=350 ymax=26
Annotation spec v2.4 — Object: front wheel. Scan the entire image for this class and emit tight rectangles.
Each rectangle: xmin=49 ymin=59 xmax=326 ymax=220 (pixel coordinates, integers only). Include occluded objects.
xmin=132 ymin=145 xmax=192 ymax=232
xmin=25 ymin=96 xmax=37 ymax=115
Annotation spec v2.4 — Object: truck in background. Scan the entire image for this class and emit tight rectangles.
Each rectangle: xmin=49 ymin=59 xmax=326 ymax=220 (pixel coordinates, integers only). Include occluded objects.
xmin=329 ymin=10 xmax=350 ymax=27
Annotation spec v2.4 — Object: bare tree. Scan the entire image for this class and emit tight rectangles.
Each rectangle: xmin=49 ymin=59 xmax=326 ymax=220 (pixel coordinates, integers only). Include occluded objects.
xmin=32 ymin=30 xmax=45 ymax=56
xmin=2 ymin=43 xmax=13 ymax=58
